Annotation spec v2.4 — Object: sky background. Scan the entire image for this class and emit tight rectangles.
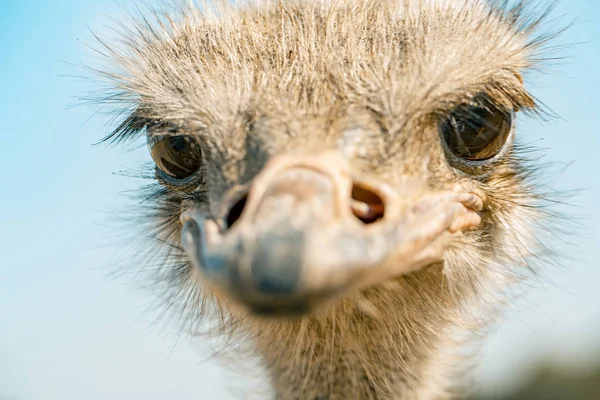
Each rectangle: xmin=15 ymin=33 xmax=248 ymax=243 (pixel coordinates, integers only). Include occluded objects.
xmin=0 ymin=1 xmax=599 ymax=399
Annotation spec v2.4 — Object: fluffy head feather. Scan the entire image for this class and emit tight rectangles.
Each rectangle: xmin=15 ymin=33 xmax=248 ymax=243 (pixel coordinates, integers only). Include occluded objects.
xmin=92 ymin=1 xmax=565 ymax=398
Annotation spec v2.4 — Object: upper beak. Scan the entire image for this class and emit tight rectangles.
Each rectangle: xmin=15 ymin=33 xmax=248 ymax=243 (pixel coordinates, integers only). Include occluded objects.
xmin=180 ymin=152 xmax=483 ymax=317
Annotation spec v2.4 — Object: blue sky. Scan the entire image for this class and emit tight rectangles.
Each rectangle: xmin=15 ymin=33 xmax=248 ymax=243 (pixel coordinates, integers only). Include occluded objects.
xmin=0 ymin=1 xmax=599 ymax=399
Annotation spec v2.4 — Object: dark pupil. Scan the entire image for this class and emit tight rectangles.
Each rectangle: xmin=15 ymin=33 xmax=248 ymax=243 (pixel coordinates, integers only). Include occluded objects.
xmin=151 ymin=136 xmax=202 ymax=179
xmin=443 ymin=106 xmax=511 ymax=161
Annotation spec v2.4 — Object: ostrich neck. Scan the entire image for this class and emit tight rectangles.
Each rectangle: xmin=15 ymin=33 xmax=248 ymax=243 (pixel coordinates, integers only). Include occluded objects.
xmin=251 ymin=275 xmax=466 ymax=399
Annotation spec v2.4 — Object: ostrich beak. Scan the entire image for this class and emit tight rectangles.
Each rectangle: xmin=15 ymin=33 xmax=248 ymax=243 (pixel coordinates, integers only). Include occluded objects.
xmin=180 ymin=152 xmax=483 ymax=317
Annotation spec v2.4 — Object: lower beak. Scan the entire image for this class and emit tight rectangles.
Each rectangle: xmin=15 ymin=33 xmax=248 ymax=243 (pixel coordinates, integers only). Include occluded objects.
xmin=180 ymin=152 xmax=482 ymax=316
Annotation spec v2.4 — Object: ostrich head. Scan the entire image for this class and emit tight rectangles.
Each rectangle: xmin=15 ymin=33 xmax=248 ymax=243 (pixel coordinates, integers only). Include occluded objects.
xmin=97 ymin=0 xmax=560 ymax=398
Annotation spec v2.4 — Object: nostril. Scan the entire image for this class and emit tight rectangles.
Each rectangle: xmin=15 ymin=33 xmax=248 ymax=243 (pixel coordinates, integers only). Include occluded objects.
xmin=351 ymin=184 xmax=385 ymax=224
xmin=226 ymin=195 xmax=248 ymax=229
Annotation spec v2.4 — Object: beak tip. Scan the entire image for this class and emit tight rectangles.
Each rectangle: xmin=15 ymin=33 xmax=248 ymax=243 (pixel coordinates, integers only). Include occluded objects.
xmin=247 ymin=298 xmax=314 ymax=318
xmin=248 ymin=229 xmax=305 ymax=295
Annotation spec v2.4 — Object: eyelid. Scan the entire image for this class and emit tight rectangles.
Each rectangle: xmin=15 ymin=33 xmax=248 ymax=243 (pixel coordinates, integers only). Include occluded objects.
xmin=146 ymin=133 xmax=203 ymax=155
xmin=146 ymin=119 xmax=180 ymax=135
xmin=146 ymin=125 xmax=193 ymax=145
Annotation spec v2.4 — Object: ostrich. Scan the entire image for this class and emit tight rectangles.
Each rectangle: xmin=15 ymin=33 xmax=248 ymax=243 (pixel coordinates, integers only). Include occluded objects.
xmin=95 ymin=0 xmax=562 ymax=398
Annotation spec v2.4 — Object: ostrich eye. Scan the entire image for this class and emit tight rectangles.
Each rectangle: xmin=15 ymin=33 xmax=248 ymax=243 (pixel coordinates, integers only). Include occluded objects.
xmin=441 ymin=104 xmax=513 ymax=161
xmin=149 ymin=136 xmax=203 ymax=180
